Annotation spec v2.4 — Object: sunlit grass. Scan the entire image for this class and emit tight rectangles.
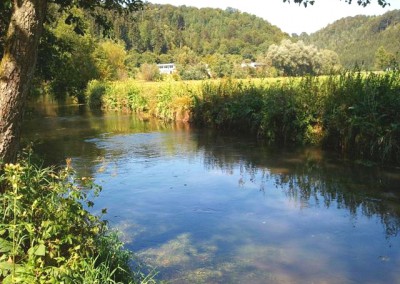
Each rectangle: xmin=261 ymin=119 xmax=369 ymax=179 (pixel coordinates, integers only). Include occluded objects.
xmin=85 ymin=71 xmax=400 ymax=164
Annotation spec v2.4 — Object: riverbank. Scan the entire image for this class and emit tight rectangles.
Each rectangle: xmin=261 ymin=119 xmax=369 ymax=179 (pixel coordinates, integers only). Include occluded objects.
xmin=0 ymin=151 xmax=156 ymax=283
xmin=85 ymin=71 xmax=400 ymax=165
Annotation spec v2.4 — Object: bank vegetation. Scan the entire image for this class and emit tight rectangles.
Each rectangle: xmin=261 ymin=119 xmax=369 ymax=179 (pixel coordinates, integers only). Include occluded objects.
xmin=86 ymin=71 xmax=400 ymax=165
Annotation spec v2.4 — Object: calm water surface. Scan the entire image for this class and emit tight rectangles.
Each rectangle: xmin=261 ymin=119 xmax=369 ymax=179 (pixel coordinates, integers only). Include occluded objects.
xmin=23 ymin=100 xmax=400 ymax=283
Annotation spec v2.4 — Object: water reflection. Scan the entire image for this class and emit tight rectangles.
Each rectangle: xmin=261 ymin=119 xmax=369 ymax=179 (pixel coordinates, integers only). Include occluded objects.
xmin=22 ymin=102 xmax=400 ymax=283
xmin=90 ymin=129 xmax=400 ymax=283
xmin=196 ymin=131 xmax=400 ymax=237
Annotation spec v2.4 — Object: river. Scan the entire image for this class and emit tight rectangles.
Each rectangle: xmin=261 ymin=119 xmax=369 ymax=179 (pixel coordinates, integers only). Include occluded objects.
xmin=23 ymin=98 xmax=400 ymax=283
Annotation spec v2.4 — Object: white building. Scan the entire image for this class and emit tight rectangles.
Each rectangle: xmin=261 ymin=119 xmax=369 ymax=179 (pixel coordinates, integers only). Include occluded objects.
xmin=157 ymin=63 xmax=176 ymax=74
xmin=240 ymin=62 xmax=265 ymax=68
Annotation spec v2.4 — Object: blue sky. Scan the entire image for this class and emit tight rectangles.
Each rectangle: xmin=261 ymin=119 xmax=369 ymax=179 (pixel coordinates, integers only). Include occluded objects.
xmin=149 ymin=0 xmax=400 ymax=34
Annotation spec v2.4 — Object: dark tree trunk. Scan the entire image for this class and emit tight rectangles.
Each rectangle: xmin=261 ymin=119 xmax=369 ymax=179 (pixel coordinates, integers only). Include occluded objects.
xmin=0 ymin=0 xmax=47 ymax=164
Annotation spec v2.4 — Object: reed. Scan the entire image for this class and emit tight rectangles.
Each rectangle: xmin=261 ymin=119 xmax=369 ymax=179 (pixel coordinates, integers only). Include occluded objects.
xmin=85 ymin=71 xmax=400 ymax=164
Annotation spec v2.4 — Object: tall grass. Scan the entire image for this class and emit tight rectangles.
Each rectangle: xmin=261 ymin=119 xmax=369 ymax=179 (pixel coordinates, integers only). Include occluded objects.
xmin=322 ymin=71 xmax=400 ymax=163
xmin=86 ymin=79 xmax=200 ymax=121
xmin=192 ymin=79 xmax=265 ymax=133
xmin=0 ymin=150 xmax=156 ymax=283
xmin=85 ymin=71 xmax=400 ymax=164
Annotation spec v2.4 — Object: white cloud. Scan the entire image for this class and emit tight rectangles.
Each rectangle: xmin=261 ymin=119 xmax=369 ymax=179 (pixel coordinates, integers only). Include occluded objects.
xmin=148 ymin=0 xmax=400 ymax=34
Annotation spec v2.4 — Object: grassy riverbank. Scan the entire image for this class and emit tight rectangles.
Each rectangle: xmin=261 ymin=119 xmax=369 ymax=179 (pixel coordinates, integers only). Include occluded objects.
xmin=0 ymin=151 xmax=155 ymax=283
xmin=85 ymin=71 xmax=400 ymax=164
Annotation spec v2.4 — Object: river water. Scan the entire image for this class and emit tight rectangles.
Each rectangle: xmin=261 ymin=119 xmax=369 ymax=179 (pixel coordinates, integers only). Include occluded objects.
xmin=23 ymin=99 xmax=400 ymax=283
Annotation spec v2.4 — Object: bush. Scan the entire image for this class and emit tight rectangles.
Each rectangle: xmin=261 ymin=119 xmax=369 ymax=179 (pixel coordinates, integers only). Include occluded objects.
xmin=86 ymin=80 xmax=106 ymax=109
xmin=191 ymin=72 xmax=400 ymax=164
xmin=138 ymin=64 xmax=161 ymax=82
xmin=0 ymin=152 xmax=155 ymax=283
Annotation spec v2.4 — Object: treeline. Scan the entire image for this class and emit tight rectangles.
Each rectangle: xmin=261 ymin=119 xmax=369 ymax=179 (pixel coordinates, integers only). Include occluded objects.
xmin=92 ymin=4 xmax=287 ymax=60
xmin=300 ymin=10 xmax=400 ymax=69
xmin=89 ymin=3 xmax=341 ymax=77
xmin=3 ymin=3 xmax=398 ymax=101
xmin=29 ymin=3 xmax=346 ymax=101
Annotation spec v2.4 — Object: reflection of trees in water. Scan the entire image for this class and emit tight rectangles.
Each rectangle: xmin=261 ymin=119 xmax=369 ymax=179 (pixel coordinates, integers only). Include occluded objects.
xmin=197 ymin=132 xmax=400 ymax=238
xmin=276 ymin=162 xmax=400 ymax=238
xmin=23 ymin=103 xmax=400 ymax=237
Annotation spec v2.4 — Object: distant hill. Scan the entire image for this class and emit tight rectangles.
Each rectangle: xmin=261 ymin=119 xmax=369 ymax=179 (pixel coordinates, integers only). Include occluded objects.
xmin=300 ymin=10 xmax=400 ymax=69
xmin=94 ymin=3 xmax=289 ymax=60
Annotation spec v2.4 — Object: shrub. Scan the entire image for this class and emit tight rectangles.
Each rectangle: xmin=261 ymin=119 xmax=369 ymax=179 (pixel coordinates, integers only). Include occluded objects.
xmin=0 ymin=152 xmax=155 ymax=283
xmin=86 ymin=80 xmax=106 ymax=109
xmin=138 ymin=64 xmax=161 ymax=82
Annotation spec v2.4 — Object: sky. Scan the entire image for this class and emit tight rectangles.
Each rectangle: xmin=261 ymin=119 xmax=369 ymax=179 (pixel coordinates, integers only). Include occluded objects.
xmin=148 ymin=0 xmax=400 ymax=34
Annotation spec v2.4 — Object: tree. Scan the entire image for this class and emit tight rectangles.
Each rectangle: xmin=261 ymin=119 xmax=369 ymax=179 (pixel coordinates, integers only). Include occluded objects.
xmin=0 ymin=0 xmax=47 ymax=164
xmin=94 ymin=40 xmax=128 ymax=81
xmin=284 ymin=0 xmax=390 ymax=8
xmin=375 ymin=46 xmax=397 ymax=70
xmin=0 ymin=0 xmax=142 ymax=164
xmin=37 ymin=7 xmax=100 ymax=102
xmin=0 ymin=0 xmax=390 ymax=164
xmin=267 ymin=40 xmax=340 ymax=76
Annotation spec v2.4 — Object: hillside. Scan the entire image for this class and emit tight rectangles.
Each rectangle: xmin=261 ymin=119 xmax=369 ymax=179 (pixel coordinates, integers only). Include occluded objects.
xmin=300 ymin=10 xmax=400 ymax=69
xmin=93 ymin=4 xmax=289 ymax=60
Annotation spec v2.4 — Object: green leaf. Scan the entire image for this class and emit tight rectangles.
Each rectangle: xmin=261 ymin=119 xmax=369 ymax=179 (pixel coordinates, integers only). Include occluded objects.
xmin=0 ymin=238 xmax=12 ymax=253
xmin=34 ymin=244 xmax=46 ymax=256
xmin=0 ymin=261 xmax=13 ymax=271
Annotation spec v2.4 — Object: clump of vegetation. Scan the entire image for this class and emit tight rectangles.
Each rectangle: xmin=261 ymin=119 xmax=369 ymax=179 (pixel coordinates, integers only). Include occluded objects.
xmin=155 ymin=82 xmax=196 ymax=121
xmin=86 ymin=79 xmax=199 ymax=121
xmin=86 ymin=80 xmax=149 ymax=113
xmin=86 ymin=80 xmax=107 ymax=109
xmin=259 ymin=76 xmax=325 ymax=145
xmin=0 ymin=152 xmax=156 ymax=283
xmin=192 ymin=79 xmax=265 ymax=133
xmin=138 ymin=64 xmax=161 ymax=82
xmin=322 ymin=71 xmax=400 ymax=163
xmin=266 ymin=40 xmax=341 ymax=76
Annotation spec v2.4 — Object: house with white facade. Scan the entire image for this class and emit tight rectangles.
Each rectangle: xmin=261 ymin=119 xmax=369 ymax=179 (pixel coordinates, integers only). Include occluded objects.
xmin=157 ymin=63 xmax=176 ymax=74
xmin=240 ymin=62 xmax=265 ymax=68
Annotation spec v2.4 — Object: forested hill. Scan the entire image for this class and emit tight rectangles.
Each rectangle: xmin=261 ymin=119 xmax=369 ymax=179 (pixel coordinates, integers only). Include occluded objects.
xmin=95 ymin=4 xmax=288 ymax=59
xmin=300 ymin=10 xmax=400 ymax=69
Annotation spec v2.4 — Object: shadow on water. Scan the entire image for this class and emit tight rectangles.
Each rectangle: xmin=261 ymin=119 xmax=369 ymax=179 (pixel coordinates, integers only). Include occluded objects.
xmin=22 ymin=98 xmax=400 ymax=283
xmin=195 ymin=130 xmax=400 ymax=238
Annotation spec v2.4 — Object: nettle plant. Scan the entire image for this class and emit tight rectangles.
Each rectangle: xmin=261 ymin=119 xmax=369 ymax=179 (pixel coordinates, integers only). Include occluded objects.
xmin=0 ymin=152 xmax=150 ymax=283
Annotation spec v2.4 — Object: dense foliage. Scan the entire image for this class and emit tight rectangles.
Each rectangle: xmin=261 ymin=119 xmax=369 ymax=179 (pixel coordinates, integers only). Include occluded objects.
xmin=267 ymin=40 xmax=341 ymax=76
xmin=0 ymin=152 xmax=155 ymax=283
xmin=300 ymin=10 xmax=400 ymax=70
xmin=93 ymin=4 xmax=287 ymax=59
xmin=85 ymin=3 xmax=292 ymax=80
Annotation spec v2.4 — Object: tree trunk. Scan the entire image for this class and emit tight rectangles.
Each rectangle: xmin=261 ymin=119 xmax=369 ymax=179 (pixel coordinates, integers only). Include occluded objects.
xmin=0 ymin=0 xmax=47 ymax=164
